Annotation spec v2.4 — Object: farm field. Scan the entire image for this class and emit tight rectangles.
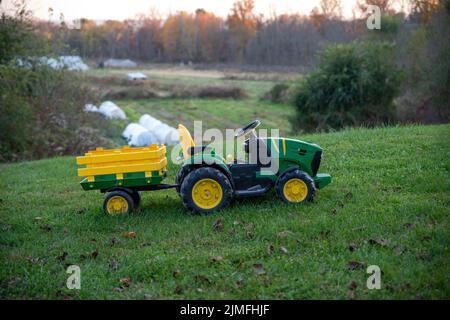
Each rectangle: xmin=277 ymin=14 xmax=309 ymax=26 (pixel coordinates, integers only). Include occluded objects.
xmin=86 ymin=66 xmax=297 ymax=137
xmin=1 ymin=124 xmax=449 ymax=299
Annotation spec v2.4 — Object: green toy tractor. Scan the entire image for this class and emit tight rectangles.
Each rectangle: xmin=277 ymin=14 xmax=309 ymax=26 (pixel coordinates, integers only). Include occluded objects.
xmin=77 ymin=120 xmax=331 ymax=215
xmin=176 ymin=120 xmax=331 ymax=214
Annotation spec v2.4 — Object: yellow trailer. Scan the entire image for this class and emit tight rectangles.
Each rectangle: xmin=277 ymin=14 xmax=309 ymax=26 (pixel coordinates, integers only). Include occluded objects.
xmin=76 ymin=144 xmax=175 ymax=215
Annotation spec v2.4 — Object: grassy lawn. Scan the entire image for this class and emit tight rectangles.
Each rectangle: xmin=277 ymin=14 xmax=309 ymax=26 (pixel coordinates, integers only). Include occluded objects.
xmin=1 ymin=124 xmax=449 ymax=299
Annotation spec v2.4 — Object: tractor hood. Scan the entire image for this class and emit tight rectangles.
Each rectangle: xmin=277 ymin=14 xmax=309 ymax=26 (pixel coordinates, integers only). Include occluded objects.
xmin=265 ymin=137 xmax=323 ymax=178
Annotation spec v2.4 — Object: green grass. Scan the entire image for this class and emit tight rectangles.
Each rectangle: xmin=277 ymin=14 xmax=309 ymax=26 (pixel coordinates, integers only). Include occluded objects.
xmin=120 ymin=98 xmax=295 ymax=136
xmin=1 ymin=124 xmax=449 ymax=299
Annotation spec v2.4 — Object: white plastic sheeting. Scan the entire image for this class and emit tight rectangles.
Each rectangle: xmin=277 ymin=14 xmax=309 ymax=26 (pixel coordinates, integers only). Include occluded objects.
xmin=98 ymin=101 xmax=127 ymax=120
xmin=127 ymin=72 xmax=147 ymax=80
xmin=103 ymin=59 xmax=137 ymax=68
xmin=122 ymin=123 xmax=159 ymax=147
xmin=84 ymin=101 xmax=127 ymax=120
xmin=84 ymin=104 xmax=98 ymax=113
xmin=39 ymin=56 xmax=89 ymax=71
xmin=121 ymin=114 xmax=180 ymax=147
xmin=122 ymin=123 xmax=145 ymax=140
xmin=139 ymin=114 xmax=162 ymax=131
xmin=60 ymin=56 xmax=89 ymax=71
xmin=139 ymin=114 xmax=179 ymax=146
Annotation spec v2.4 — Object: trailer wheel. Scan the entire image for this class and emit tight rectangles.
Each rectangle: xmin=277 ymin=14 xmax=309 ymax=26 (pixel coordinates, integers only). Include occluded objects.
xmin=103 ymin=191 xmax=134 ymax=215
xmin=180 ymin=167 xmax=232 ymax=215
xmin=275 ymin=170 xmax=315 ymax=204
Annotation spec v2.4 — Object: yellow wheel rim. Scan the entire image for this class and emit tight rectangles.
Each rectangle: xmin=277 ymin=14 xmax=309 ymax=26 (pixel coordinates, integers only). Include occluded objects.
xmin=192 ymin=178 xmax=223 ymax=210
xmin=106 ymin=196 xmax=129 ymax=215
xmin=283 ymin=178 xmax=308 ymax=203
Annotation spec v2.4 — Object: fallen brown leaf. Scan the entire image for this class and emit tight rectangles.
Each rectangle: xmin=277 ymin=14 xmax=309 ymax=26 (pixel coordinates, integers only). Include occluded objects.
xmin=40 ymin=225 xmax=52 ymax=232
xmin=403 ymin=223 xmax=413 ymax=229
xmin=212 ymin=218 xmax=224 ymax=232
xmin=367 ymin=238 xmax=388 ymax=247
xmin=194 ymin=275 xmax=211 ymax=284
xmin=347 ymin=261 xmax=365 ymax=270
xmin=109 ymin=237 xmax=119 ymax=247
xmin=346 ymin=281 xmax=357 ymax=300
xmin=122 ymin=231 xmax=136 ymax=238
xmin=119 ymin=277 xmax=131 ymax=287
xmin=91 ymin=249 xmax=99 ymax=259
xmin=212 ymin=256 xmax=223 ymax=262
xmin=253 ymin=263 xmax=266 ymax=275
xmin=348 ymin=281 xmax=357 ymax=291
xmin=8 ymin=276 xmax=21 ymax=285
xmin=174 ymin=285 xmax=183 ymax=294
xmin=416 ymin=251 xmax=429 ymax=260
xmin=347 ymin=289 xmax=356 ymax=300
xmin=57 ymin=252 xmax=68 ymax=262
xmin=348 ymin=242 xmax=358 ymax=252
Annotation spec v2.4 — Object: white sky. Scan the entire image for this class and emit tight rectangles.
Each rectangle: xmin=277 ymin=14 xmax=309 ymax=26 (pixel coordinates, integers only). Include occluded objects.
xmin=1 ymin=0 xmax=367 ymax=21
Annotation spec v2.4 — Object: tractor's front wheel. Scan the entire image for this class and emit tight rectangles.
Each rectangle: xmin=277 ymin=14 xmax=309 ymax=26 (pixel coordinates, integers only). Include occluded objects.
xmin=103 ymin=191 xmax=134 ymax=216
xmin=276 ymin=170 xmax=315 ymax=204
xmin=180 ymin=167 xmax=232 ymax=215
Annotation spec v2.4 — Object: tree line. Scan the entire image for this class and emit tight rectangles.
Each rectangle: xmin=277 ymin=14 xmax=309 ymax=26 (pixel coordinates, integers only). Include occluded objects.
xmin=5 ymin=0 xmax=447 ymax=66
xmin=33 ymin=0 xmax=371 ymax=66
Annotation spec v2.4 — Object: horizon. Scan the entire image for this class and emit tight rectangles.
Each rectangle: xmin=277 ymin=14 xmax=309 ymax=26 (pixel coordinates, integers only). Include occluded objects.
xmin=1 ymin=0 xmax=409 ymax=23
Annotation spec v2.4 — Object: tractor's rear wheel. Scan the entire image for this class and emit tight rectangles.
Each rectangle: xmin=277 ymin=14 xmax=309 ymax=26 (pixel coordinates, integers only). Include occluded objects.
xmin=276 ymin=170 xmax=315 ymax=204
xmin=103 ymin=191 xmax=134 ymax=216
xmin=180 ymin=167 xmax=232 ymax=215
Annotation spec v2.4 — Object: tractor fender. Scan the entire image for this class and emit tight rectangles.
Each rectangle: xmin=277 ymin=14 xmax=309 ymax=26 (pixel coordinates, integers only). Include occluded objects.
xmin=275 ymin=166 xmax=300 ymax=185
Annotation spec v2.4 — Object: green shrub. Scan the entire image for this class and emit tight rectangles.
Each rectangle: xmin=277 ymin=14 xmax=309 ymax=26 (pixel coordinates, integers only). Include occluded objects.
xmin=262 ymin=83 xmax=291 ymax=104
xmin=294 ymin=42 xmax=403 ymax=132
xmin=0 ymin=65 xmax=113 ymax=162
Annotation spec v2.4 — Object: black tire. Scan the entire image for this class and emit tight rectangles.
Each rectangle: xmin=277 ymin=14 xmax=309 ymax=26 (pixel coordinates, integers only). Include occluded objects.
xmin=175 ymin=165 xmax=191 ymax=195
xmin=103 ymin=191 xmax=134 ymax=215
xmin=275 ymin=169 xmax=315 ymax=204
xmin=180 ymin=167 xmax=232 ymax=215
xmin=130 ymin=190 xmax=141 ymax=207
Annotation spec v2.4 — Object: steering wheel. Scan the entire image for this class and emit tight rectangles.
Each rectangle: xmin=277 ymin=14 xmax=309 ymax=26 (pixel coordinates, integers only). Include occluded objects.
xmin=235 ymin=120 xmax=261 ymax=138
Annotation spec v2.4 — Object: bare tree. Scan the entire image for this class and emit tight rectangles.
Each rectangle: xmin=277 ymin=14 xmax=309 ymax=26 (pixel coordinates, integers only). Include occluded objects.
xmin=320 ymin=0 xmax=343 ymax=18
